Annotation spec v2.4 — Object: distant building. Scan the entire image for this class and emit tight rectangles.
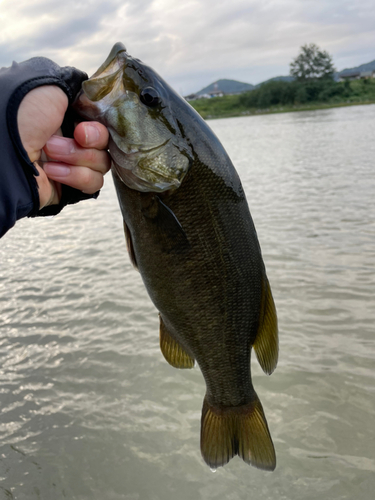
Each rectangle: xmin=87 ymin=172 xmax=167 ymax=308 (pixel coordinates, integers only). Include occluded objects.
xmin=184 ymin=78 xmax=255 ymax=100
xmin=208 ymin=89 xmax=224 ymax=97
xmin=184 ymin=89 xmax=224 ymax=101
xmin=207 ymin=83 xmax=224 ymax=98
xmin=185 ymin=93 xmax=199 ymax=101
xmin=360 ymin=70 xmax=375 ymax=79
xmin=339 ymin=70 xmax=375 ymax=82
xmin=338 ymin=70 xmax=360 ymax=81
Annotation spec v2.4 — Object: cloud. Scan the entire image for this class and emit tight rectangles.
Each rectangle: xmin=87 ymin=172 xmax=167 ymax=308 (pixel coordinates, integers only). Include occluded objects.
xmin=1 ymin=0 xmax=374 ymax=94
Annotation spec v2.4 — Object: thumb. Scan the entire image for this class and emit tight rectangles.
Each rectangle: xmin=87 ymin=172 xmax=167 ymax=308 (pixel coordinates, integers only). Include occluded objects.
xmin=18 ymin=86 xmax=68 ymax=163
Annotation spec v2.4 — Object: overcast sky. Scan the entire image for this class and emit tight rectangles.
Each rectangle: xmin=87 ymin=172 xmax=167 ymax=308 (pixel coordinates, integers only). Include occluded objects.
xmin=1 ymin=0 xmax=374 ymax=95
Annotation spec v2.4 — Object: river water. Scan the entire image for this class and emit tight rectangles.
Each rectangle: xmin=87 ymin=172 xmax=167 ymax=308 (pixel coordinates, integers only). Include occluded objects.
xmin=0 ymin=104 xmax=374 ymax=500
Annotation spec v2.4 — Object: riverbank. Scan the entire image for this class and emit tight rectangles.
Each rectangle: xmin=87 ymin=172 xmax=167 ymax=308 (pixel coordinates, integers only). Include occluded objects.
xmin=189 ymin=78 xmax=375 ymax=120
xmin=190 ymin=95 xmax=375 ymax=120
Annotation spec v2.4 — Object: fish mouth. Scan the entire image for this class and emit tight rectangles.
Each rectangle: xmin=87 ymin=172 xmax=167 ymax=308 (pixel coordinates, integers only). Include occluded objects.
xmin=91 ymin=42 xmax=127 ymax=79
xmin=73 ymin=44 xmax=129 ymax=116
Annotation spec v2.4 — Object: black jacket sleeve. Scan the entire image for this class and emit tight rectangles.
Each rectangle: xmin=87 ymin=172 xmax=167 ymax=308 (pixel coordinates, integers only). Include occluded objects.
xmin=0 ymin=57 xmax=99 ymax=239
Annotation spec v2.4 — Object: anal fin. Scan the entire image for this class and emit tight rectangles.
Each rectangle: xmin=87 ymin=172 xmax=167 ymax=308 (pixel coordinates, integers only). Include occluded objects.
xmin=253 ymin=277 xmax=278 ymax=375
xmin=159 ymin=315 xmax=194 ymax=369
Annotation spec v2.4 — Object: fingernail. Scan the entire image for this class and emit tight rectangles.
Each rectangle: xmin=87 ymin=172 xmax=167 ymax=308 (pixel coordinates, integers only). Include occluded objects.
xmin=46 ymin=136 xmax=74 ymax=155
xmin=84 ymin=124 xmax=100 ymax=145
xmin=44 ymin=163 xmax=71 ymax=177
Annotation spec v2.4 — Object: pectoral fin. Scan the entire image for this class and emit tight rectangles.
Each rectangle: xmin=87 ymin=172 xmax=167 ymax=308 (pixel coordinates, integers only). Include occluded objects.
xmin=154 ymin=196 xmax=186 ymax=235
xmin=159 ymin=315 xmax=194 ymax=369
xmin=123 ymin=221 xmax=138 ymax=270
xmin=253 ymin=277 xmax=278 ymax=375
xmin=142 ymin=195 xmax=190 ymax=253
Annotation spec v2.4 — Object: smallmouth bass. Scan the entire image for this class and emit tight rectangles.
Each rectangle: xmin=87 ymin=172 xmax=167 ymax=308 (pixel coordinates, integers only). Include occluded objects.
xmin=74 ymin=43 xmax=279 ymax=470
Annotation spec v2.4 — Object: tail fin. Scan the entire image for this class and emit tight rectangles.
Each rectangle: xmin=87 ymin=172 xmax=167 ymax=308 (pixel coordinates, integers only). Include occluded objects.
xmin=200 ymin=395 xmax=276 ymax=471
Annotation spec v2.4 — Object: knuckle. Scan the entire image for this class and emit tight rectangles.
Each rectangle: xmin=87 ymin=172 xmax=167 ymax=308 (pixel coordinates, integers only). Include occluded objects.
xmin=84 ymin=148 xmax=97 ymax=164
xmin=80 ymin=168 xmax=93 ymax=187
xmin=80 ymin=170 xmax=103 ymax=194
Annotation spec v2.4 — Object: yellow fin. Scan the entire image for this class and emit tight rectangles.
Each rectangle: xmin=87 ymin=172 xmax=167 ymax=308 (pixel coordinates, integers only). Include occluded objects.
xmin=159 ymin=315 xmax=194 ymax=369
xmin=253 ymin=277 xmax=278 ymax=375
xmin=123 ymin=221 xmax=138 ymax=270
xmin=200 ymin=395 xmax=276 ymax=471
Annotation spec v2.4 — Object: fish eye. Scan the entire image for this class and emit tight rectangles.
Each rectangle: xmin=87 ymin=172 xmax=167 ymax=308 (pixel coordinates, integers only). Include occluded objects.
xmin=140 ymin=87 xmax=160 ymax=107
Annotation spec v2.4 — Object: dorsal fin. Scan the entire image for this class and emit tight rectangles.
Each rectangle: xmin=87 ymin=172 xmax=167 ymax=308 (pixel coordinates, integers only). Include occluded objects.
xmin=253 ymin=277 xmax=278 ymax=375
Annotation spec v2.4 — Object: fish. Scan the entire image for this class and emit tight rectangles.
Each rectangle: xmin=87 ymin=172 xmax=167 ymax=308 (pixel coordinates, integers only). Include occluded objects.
xmin=74 ymin=42 xmax=279 ymax=471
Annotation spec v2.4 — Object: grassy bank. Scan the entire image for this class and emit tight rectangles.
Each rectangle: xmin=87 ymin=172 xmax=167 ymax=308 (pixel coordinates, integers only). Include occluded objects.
xmin=190 ymin=79 xmax=375 ymax=120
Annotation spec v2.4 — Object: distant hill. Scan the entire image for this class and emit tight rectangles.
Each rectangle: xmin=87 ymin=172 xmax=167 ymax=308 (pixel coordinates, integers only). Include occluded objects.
xmin=338 ymin=59 xmax=375 ymax=77
xmin=191 ymin=58 xmax=375 ymax=98
xmin=196 ymin=79 xmax=254 ymax=96
xmin=194 ymin=76 xmax=294 ymax=97
xmin=255 ymin=75 xmax=295 ymax=87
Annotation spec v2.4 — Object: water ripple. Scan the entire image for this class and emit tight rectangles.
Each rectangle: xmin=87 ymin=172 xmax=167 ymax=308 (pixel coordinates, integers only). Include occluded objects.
xmin=1 ymin=105 xmax=374 ymax=499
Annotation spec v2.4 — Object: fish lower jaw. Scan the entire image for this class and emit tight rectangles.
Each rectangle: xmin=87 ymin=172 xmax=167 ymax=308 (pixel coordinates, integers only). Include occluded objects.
xmin=109 ymin=133 xmax=170 ymax=159
xmin=112 ymin=161 xmax=180 ymax=193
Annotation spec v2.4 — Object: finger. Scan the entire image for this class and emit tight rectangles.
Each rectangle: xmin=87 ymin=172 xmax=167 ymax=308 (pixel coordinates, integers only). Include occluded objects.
xmin=34 ymin=163 xmax=60 ymax=208
xmin=43 ymin=135 xmax=111 ymax=174
xmin=74 ymin=121 xmax=109 ymax=150
xmin=42 ymin=162 xmax=105 ymax=194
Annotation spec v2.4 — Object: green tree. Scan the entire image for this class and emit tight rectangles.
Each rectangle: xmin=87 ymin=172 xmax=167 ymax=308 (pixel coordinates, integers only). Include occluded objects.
xmin=290 ymin=43 xmax=335 ymax=81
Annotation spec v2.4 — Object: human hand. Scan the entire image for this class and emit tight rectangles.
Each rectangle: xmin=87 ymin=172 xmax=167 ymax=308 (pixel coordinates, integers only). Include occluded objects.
xmin=17 ymin=85 xmax=111 ymax=209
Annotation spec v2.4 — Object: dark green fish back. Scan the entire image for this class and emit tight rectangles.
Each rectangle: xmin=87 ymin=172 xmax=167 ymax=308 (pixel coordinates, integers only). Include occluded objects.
xmin=114 ymin=144 xmax=267 ymax=405
xmin=113 ymin=144 xmax=277 ymax=469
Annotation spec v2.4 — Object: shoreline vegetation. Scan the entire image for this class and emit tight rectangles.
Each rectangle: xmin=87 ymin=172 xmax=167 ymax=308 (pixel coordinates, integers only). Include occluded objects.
xmin=189 ymin=79 xmax=375 ymax=120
